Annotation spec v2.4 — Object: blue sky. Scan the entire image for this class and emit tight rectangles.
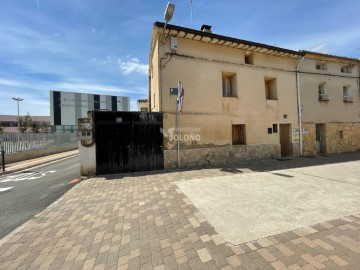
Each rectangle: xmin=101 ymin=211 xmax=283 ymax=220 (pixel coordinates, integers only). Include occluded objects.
xmin=0 ymin=0 xmax=359 ymax=116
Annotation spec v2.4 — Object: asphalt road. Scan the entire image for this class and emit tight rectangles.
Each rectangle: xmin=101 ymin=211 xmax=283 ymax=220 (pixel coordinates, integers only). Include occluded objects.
xmin=0 ymin=155 xmax=80 ymax=239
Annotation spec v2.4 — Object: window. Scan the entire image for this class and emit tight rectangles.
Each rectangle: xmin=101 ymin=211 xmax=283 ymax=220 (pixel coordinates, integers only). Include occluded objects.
xmin=245 ymin=53 xmax=254 ymax=65
xmin=265 ymin=77 xmax=277 ymax=100
xmin=267 ymin=128 xmax=273 ymax=134
xmin=341 ymin=65 xmax=353 ymax=74
xmin=272 ymin=124 xmax=278 ymax=133
xmin=315 ymin=62 xmax=327 ymax=70
xmin=232 ymin=124 xmax=246 ymax=145
xmin=318 ymin=83 xmax=329 ymax=101
xmin=340 ymin=131 xmax=343 ymax=139
xmin=222 ymin=72 xmax=237 ymax=97
xmin=343 ymin=85 xmax=353 ymax=102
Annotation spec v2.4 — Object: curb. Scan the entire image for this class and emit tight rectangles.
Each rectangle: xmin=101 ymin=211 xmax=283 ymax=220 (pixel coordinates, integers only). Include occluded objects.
xmin=0 ymin=153 xmax=79 ymax=176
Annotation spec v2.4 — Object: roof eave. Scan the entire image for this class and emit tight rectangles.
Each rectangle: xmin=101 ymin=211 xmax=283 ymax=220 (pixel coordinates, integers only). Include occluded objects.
xmin=153 ymin=21 xmax=304 ymax=58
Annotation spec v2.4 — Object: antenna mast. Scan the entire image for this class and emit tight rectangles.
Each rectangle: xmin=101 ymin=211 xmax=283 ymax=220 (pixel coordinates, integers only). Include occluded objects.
xmin=190 ymin=0 xmax=193 ymax=26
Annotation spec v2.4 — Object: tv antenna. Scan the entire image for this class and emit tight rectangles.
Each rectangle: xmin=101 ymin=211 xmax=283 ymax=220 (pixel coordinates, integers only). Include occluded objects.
xmin=190 ymin=0 xmax=193 ymax=26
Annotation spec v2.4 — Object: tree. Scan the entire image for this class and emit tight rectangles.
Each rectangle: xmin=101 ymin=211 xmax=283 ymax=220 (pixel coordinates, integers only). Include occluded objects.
xmin=18 ymin=114 xmax=50 ymax=133
xmin=0 ymin=122 xmax=3 ymax=134
xmin=39 ymin=121 xmax=50 ymax=133
xmin=31 ymin=120 xmax=41 ymax=133
xmin=18 ymin=113 xmax=33 ymax=133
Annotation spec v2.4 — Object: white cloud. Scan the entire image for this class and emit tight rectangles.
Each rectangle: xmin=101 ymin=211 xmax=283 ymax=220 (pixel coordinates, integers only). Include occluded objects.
xmin=118 ymin=57 xmax=148 ymax=75
xmin=309 ymin=42 xmax=329 ymax=53
xmin=0 ymin=78 xmax=147 ymax=95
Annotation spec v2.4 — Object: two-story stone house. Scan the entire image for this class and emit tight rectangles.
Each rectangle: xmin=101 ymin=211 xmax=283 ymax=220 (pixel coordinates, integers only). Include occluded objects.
xmin=149 ymin=22 xmax=305 ymax=169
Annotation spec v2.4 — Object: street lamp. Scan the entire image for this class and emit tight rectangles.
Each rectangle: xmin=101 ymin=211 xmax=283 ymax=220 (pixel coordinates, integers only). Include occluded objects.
xmin=164 ymin=2 xmax=175 ymax=23
xmin=12 ymin=97 xmax=23 ymax=140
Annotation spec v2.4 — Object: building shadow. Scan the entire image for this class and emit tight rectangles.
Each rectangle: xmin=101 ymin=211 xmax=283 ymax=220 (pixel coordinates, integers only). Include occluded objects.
xmin=101 ymin=152 xmax=360 ymax=180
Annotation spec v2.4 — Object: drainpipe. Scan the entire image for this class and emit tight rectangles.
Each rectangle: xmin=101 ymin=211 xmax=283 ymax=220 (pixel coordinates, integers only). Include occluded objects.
xmin=296 ymin=56 xmax=305 ymax=156
xmin=158 ymin=35 xmax=163 ymax=111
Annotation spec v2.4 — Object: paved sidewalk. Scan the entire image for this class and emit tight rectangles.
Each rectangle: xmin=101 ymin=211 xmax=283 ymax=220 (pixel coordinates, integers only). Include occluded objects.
xmin=0 ymin=150 xmax=79 ymax=175
xmin=0 ymin=153 xmax=359 ymax=269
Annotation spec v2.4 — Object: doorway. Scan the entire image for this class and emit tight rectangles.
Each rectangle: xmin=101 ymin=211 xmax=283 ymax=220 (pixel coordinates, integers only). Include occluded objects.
xmin=279 ymin=124 xmax=291 ymax=157
xmin=316 ymin=124 xmax=326 ymax=154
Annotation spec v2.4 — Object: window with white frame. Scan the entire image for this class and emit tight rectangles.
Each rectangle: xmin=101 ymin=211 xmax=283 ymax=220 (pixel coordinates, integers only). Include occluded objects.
xmin=318 ymin=83 xmax=329 ymax=101
xmin=343 ymin=85 xmax=353 ymax=102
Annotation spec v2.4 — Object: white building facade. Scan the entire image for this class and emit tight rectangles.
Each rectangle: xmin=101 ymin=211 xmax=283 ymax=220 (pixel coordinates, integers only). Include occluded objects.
xmin=50 ymin=91 xmax=130 ymax=133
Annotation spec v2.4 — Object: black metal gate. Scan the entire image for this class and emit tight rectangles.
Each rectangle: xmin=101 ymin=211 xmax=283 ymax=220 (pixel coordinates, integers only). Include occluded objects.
xmin=94 ymin=111 xmax=164 ymax=175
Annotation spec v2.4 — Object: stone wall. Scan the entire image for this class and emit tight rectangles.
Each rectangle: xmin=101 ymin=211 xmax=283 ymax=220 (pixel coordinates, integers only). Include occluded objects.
xmin=325 ymin=122 xmax=360 ymax=154
xmin=164 ymin=144 xmax=281 ymax=169
xmin=302 ymin=123 xmax=316 ymax=157
xmin=302 ymin=122 xmax=360 ymax=156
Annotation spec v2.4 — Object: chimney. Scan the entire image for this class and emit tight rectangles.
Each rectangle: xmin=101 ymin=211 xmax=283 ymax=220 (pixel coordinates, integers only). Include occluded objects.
xmin=201 ymin=24 xmax=212 ymax=33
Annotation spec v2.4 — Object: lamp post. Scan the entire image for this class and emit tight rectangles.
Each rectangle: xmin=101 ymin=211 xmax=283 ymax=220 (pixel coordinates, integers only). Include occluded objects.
xmin=12 ymin=97 xmax=23 ymax=142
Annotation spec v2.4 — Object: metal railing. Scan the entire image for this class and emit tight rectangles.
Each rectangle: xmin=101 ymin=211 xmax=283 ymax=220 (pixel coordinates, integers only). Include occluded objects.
xmin=0 ymin=133 xmax=78 ymax=154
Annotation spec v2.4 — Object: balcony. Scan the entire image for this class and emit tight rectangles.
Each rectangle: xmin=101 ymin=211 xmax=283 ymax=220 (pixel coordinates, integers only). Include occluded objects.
xmin=318 ymin=94 xmax=330 ymax=101
xmin=343 ymin=96 xmax=353 ymax=103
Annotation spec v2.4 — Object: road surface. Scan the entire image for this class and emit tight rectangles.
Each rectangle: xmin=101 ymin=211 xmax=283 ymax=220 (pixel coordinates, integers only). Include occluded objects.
xmin=0 ymin=155 xmax=80 ymax=239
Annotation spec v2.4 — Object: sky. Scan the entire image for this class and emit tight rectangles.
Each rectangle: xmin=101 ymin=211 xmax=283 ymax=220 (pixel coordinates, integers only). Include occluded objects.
xmin=0 ymin=0 xmax=359 ymax=116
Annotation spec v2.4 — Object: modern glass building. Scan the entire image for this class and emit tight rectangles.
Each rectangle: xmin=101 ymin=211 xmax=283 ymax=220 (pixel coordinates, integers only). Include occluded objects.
xmin=50 ymin=90 xmax=130 ymax=133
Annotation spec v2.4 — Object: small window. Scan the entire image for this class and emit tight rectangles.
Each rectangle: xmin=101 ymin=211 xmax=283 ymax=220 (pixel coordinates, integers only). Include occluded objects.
xmin=272 ymin=124 xmax=278 ymax=133
xmin=267 ymin=128 xmax=273 ymax=134
xmin=341 ymin=65 xmax=353 ymax=74
xmin=339 ymin=131 xmax=343 ymax=139
xmin=245 ymin=53 xmax=254 ymax=65
xmin=318 ymin=83 xmax=329 ymax=101
xmin=315 ymin=62 xmax=327 ymax=70
xmin=343 ymin=85 xmax=353 ymax=102
xmin=265 ymin=77 xmax=277 ymax=100
xmin=232 ymin=124 xmax=246 ymax=145
xmin=222 ymin=72 xmax=237 ymax=97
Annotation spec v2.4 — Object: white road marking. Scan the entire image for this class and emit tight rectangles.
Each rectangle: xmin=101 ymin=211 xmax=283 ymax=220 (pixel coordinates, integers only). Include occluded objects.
xmin=0 ymin=171 xmax=57 ymax=183
xmin=0 ymin=187 xmax=13 ymax=192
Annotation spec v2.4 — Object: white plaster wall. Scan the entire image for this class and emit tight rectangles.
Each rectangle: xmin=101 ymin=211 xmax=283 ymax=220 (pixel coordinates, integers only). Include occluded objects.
xmin=78 ymin=141 xmax=96 ymax=176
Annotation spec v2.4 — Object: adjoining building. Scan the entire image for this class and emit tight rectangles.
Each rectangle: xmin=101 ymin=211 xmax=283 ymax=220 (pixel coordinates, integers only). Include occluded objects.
xmin=137 ymin=99 xmax=149 ymax=112
xmin=149 ymin=22 xmax=304 ymax=169
xmin=0 ymin=115 xmax=50 ymax=133
xmin=299 ymin=51 xmax=360 ymax=156
xmin=50 ymin=90 xmax=130 ymax=133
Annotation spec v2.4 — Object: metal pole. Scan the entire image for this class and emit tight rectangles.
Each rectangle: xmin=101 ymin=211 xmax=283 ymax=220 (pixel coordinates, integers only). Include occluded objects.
xmin=176 ymin=81 xmax=181 ymax=169
xmin=1 ymin=142 xmax=5 ymax=171
xmin=17 ymin=100 xmax=20 ymax=143
xmin=12 ymin=97 xmax=23 ymax=143
xmin=1 ymin=150 xmax=5 ymax=172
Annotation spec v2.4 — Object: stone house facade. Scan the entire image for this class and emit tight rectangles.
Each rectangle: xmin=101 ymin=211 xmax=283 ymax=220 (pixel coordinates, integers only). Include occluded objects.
xmin=149 ymin=22 xmax=304 ymax=169
xmin=299 ymin=51 xmax=360 ymax=156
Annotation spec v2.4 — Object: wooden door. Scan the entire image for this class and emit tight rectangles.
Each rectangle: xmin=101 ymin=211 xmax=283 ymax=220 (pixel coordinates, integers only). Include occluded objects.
xmin=279 ymin=124 xmax=291 ymax=157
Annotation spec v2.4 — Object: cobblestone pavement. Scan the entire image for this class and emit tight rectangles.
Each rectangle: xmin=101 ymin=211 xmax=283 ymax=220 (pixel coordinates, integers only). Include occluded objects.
xmin=0 ymin=153 xmax=359 ymax=269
